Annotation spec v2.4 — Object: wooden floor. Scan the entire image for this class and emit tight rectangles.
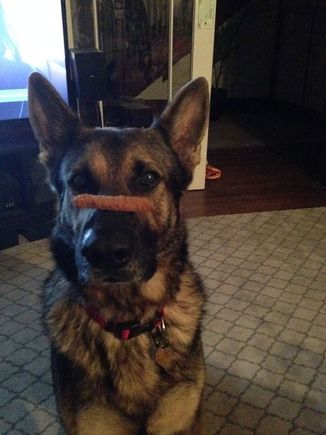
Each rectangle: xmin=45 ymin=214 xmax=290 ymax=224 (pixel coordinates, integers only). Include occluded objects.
xmin=182 ymin=147 xmax=326 ymax=218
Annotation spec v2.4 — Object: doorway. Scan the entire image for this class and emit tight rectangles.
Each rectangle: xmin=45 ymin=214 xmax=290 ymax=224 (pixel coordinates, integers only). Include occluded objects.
xmin=202 ymin=0 xmax=326 ymax=215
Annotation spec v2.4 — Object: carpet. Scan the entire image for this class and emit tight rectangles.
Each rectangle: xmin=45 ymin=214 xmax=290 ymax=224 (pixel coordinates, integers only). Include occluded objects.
xmin=0 ymin=208 xmax=325 ymax=434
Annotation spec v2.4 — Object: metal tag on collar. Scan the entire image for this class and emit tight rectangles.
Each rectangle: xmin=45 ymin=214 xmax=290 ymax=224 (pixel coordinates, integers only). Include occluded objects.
xmin=152 ymin=315 xmax=169 ymax=348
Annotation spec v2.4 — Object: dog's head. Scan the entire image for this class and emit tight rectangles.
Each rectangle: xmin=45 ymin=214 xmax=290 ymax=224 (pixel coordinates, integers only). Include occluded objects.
xmin=28 ymin=73 xmax=208 ymax=294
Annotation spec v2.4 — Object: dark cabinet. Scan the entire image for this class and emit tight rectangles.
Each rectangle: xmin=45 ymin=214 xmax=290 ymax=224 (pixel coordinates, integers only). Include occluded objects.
xmin=0 ymin=139 xmax=55 ymax=249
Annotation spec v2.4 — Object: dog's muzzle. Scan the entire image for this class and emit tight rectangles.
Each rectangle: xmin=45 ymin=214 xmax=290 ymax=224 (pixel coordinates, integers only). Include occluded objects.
xmin=78 ymin=211 xmax=157 ymax=284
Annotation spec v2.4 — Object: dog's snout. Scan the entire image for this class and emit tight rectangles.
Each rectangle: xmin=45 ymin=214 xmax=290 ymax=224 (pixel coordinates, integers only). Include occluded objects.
xmin=81 ymin=228 xmax=133 ymax=270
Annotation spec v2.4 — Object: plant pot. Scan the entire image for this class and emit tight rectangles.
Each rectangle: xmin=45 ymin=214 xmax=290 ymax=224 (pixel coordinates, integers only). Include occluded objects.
xmin=210 ymin=87 xmax=228 ymax=121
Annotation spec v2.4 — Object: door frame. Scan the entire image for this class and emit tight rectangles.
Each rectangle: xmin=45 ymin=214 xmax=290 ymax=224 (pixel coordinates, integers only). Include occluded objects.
xmin=189 ymin=0 xmax=217 ymax=190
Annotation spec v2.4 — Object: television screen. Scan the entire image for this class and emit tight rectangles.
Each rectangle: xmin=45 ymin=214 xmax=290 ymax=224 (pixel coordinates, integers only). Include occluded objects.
xmin=0 ymin=0 xmax=68 ymax=121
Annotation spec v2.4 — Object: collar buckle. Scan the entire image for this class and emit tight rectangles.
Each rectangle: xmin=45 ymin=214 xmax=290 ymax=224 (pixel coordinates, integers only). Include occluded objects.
xmin=152 ymin=314 xmax=169 ymax=348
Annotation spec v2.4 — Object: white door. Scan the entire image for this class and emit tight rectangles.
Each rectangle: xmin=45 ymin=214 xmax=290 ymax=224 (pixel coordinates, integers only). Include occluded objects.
xmin=190 ymin=0 xmax=217 ymax=189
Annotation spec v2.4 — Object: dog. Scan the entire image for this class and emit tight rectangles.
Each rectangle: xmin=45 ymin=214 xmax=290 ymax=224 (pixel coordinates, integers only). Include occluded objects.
xmin=28 ymin=72 xmax=209 ymax=435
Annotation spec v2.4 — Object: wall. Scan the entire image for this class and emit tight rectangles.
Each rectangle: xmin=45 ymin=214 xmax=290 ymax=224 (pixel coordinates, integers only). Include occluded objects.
xmin=220 ymin=0 xmax=279 ymax=99
xmin=275 ymin=0 xmax=315 ymax=105
xmin=221 ymin=0 xmax=326 ymax=113
xmin=304 ymin=4 xmax=326 ymax=113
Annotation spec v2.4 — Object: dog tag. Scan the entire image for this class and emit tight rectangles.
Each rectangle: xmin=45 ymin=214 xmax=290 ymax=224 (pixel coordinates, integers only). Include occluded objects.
xmin=152 ymin=316 xmax=174 ymax=369
xmin=152 ymin=327 xmax=169 ymax=348
xmin=154 ymin=347 xmax=175 ymax=370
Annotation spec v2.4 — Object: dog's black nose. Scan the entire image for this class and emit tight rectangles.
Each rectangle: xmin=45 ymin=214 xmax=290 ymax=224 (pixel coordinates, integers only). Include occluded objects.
xmin=81 ymin=228 xmax=133 ymax=270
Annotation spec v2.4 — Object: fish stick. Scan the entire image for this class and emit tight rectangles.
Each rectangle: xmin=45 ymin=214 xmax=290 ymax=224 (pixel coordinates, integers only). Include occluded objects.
xmin=73 ymin=194 xmax=154 ymax=213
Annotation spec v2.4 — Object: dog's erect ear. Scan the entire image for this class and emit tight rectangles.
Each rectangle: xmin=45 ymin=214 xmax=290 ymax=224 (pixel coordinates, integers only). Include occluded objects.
xmin=156 ymin=77 xmax=209 ymax=183
xmin=28 ymin=72 xmax=80 ymax=167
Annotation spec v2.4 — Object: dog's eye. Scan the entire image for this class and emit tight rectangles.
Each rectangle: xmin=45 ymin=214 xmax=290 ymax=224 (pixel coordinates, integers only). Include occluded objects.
xmin=139 ymin=171 xmax=160 ymax=190
xmin=69 ymin=173 xmax=95 ymax=193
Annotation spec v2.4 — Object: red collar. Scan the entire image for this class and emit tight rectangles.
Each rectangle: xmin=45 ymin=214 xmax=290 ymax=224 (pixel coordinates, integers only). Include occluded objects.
xmin=84 ymin=305 xmax=166 ymax=341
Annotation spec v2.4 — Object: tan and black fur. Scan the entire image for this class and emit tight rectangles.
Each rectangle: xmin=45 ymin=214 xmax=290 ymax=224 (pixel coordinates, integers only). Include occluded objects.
xmin=28 ymin=72 xmax=209 ymax=435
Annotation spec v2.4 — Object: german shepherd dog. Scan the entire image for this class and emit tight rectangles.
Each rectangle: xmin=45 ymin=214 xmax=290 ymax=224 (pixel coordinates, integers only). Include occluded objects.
xmin=28 ymin=72 xmax=209 ymax=434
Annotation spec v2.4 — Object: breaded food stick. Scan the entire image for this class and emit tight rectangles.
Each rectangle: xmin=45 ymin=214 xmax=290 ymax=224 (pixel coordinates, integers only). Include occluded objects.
xmin=73 ymin=194 xmax=154 ymax=213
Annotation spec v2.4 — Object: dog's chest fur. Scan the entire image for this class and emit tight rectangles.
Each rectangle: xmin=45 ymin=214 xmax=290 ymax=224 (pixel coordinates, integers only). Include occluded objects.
xmin=44 ymin=268 xmax=203 ymax=417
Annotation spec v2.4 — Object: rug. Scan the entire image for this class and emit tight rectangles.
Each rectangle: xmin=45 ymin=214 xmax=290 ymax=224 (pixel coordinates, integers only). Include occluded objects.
xmin=0 ymin=208 xmax=325 ymax=434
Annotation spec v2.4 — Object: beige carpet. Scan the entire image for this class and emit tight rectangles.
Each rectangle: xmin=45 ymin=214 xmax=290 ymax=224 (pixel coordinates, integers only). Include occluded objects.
xmin=0 ymin=207 xmax=325 ymax=434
